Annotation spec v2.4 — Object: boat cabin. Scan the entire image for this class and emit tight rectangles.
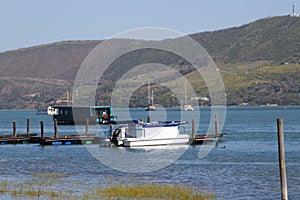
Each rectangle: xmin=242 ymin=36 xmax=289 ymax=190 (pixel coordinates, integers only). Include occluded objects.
xmin=110 ymin=120 xmax=189 ymax=147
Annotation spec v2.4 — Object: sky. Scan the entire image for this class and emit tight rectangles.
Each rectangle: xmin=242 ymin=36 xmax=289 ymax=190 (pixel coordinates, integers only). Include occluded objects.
xmin=0 ymin=0 xmax=298 ymax=52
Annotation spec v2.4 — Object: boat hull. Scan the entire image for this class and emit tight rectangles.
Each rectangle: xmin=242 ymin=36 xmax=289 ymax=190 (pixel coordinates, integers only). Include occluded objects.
xmin=122 ymin=135 xmax=189 ymax=147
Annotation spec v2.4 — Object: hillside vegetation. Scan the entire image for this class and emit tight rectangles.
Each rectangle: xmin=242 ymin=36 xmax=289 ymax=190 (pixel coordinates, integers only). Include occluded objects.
xmin=192 ymin=15 xmax=300 ymax=64
xmin=0 ymin=16 xmax=299 ymax=109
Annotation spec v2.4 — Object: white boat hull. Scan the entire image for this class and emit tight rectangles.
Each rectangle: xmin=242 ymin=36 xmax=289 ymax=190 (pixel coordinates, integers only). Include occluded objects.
xmin=123 ymin=134 xmax=190 ymax=147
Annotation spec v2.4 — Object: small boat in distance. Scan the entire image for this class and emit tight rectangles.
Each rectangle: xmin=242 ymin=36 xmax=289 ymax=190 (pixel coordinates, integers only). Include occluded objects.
xmin=110 ymin=120 xmax=190 ymax=147
xmin=146 ymin=81 xmax=156 ymax=111
xmin=181 ymin=80 xmax=194 ymax=111
xmin=47 ymin=106 xmax=56 ymax=115
xmin=183 ymin=104 xmax=194 ymax=111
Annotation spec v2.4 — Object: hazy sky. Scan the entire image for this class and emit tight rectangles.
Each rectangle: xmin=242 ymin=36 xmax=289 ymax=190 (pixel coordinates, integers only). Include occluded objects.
xmin=0 ymin=0 xmax=297 ymax=52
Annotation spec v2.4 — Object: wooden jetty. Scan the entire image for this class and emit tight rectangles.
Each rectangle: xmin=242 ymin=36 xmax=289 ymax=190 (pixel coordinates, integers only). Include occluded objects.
xmin=38 ymin=134 xmax=101 ymax=146
xmin=0 ymin=133 xmax=38 ymax=145
xmin=191 ymin=133 xmax=227 ymax=145
xmin=189 ymin=117 xmax=227 ymax=145
xmin=0 ymin=119 xmax=103 ymax=146
xmin=0 ymin=116 xmax=227 ymax=146
xmin=0 ymin=119 xmax=38 ymax=144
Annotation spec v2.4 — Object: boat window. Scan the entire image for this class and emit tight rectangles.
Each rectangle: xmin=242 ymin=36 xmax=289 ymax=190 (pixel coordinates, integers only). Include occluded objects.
xmin=179 ymin=125 xmax=186 ymax=134
xmin=135 ymin=128 xmax=144 ymax=138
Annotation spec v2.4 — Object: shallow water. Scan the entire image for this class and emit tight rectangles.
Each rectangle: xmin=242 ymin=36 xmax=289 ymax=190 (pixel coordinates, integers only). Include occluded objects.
xmin=0 ymin=106 xmax=299 ymax=199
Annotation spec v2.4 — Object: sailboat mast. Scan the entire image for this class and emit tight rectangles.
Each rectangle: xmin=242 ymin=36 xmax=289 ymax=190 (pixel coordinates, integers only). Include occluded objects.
xmin=184 ymin=79 xmax=187 ymax=105
xmin=67 ymin=90 xmax=70 ymax=105
xmin=151 ymin=90 xmax=154 ymax=105
xmin=148 ymin=81 xmax=151 ymax=105
xmin=145 ymin=80 xmax=156 ymax=111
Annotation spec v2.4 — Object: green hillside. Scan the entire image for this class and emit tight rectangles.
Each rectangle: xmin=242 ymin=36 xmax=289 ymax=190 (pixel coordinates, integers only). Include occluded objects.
xmin=192 ymin=15 xmax=300 ymax=64
xmin=0 ymin=16 xmax=299 ymax=109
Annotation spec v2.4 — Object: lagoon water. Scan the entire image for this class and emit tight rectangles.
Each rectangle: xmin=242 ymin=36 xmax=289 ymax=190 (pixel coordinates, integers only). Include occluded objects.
xmin=0 ymin=106 xmax=299 ymax=199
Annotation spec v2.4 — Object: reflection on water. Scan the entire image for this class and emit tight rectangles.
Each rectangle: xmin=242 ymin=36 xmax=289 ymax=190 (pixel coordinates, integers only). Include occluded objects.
xmin=88 ymin=144 xmax=189 ymax=173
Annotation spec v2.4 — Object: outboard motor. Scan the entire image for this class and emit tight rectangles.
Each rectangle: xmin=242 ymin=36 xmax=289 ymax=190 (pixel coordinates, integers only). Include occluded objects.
xmin=111 ymin=127 xmax=126 ymax=146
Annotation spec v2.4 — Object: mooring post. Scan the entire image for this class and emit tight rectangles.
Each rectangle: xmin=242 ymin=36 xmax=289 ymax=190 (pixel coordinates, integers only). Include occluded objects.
xmin=215 ymin=114 xmax=219 ymax=134
xmin=27 ymin=118 xmax=30 ymax=136
xmin=110 ymin=124 xmax=113 ymax=136
xmin=191 ymin=119 xmax=195 ymax=145
xmin=86 ymin=118 xmax=89 ymax=134
xmin=13 ymin=121 xmax=17 ymax=137
xmin=54 ymin=119 xmax=58 ymax=138
xmin=40 ymin=121 xmax=44 ymax=139
xmin=277 ymin=118 xmax=288 ymax=200
xmin=147 ymin=115 xmax=151 ymax=123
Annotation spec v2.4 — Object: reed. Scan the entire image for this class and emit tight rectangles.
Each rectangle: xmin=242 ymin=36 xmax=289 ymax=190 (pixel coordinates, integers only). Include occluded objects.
xmin=0 ymin=181 xmax=9 ymax=193
xmin=92 ymin=184 xmax=215 ymax=200
xmin=0 ymin=174 xmax=73 ymax=199
xmin=1 ymin=175 xmax=215 ymax=200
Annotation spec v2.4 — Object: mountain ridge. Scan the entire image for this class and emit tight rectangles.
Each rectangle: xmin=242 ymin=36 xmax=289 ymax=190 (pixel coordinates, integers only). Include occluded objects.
xmin=0 ymin=15 xmax=299 ymax=109
xmin=192 ymin=15 xmax=300 ymax=63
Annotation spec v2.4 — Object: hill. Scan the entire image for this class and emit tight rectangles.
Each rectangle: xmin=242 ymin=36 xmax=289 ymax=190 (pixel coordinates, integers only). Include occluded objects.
xmin=0 ymin=40 xmax=99 ymax=80
xmin=0 ymin=16 xmax=299 ymax=109
xmin=192 ymin=15 xmax=300 ymax=64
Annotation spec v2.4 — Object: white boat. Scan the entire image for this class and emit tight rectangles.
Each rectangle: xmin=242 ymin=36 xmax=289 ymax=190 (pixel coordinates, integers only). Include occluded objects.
xmin=111 ymin=121 xmax=190 ymax=147
xmin=181 ymin=80 xmax=194 ymax=111
xmin=183 ymin=104 xmax=194 ymax=111
xmin=47 ymin=106 xmax=56 ymax=115
xmin=146 ymin=104 xmax=157 ymax=111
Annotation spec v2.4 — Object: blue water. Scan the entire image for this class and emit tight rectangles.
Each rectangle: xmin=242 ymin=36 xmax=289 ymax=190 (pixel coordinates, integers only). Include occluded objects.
xmin=0 ymin=106 xmax=299 ymax=199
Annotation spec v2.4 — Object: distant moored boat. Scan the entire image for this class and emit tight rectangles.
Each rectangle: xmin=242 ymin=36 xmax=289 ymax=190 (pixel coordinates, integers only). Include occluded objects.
xmin=146 ymin=81 xmax=156 ymax=111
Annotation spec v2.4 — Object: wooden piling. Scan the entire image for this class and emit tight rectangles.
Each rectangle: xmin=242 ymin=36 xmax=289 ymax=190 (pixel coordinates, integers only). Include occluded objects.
xmin=214 ymin=114 xmax=219 ymax=134
xmin=110 ymin=124 xmax=113 ymax=136
xmin=13 ymin=121 xmax=17 ymax=137
xmin=277 ymin=118 xmax=288 ymax=200
xmin=40 ymin=121 xmax=44 ymax=139
xmin=191 ymin=119 xmax=195 ymax=145
xmin=86 ymin=119 xmax=89 ymax=134
xmin=54 ymin=119 xmax=58 ymax=138
xmin=27 ymin=118 xmax=30 ymax=135
xmin=147 ymin=115 xmax=151 ymax=123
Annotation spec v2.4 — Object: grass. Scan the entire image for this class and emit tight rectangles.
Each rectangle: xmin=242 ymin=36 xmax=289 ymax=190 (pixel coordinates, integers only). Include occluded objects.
xmin=0 ymin=174 xmax=73 ymax=199
xmin=0 ymin=173 xmax=215 ymax=200
xmin=218 ymin=62 xmax=300 ymax=91
xmin=98 ymin=184 xmax=215 ymax=200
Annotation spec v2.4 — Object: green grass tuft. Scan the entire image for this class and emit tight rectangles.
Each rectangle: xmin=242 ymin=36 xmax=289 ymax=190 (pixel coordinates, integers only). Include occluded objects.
xmin=98 ymin=184 xmax=215 ymax=200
